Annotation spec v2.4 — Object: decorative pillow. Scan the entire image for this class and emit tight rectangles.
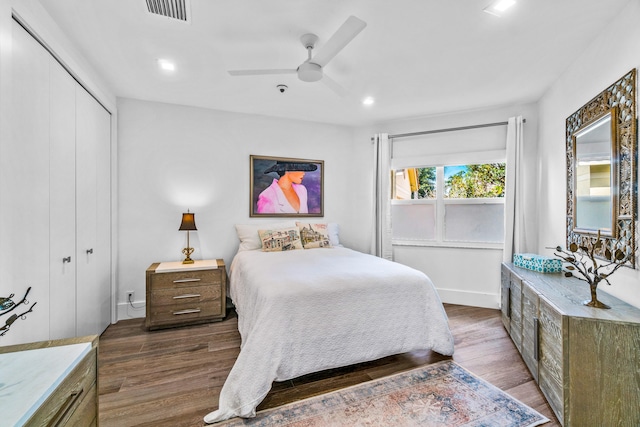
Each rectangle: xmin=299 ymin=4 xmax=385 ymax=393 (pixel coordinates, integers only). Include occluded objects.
xmin=258 ymin=227 xmax=304 ymax=252
xmin=235 ymin=221 xmax=296 ymax=251
xmin=296 ymin=222 xmax=332 ymax=249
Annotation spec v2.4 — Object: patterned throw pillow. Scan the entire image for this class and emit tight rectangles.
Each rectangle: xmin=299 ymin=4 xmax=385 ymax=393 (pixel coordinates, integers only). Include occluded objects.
xmin=296 ymin=222 xmax=332 ymax=249
xmin=258 ymin=227 xmax=304 ymax=252
xmin=235 ymin=221 xmax=297 ymax=251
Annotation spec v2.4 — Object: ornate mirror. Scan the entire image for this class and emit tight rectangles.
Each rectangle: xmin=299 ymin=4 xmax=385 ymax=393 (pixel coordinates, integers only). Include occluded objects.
xmin=566 ymin=69 xmax=637 ymax=267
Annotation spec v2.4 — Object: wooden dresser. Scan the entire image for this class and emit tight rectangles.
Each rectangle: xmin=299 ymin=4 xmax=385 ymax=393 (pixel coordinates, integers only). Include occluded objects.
xmin=0 ymin=335 xmax=98 ymax=426
xmin=145 ymin=259 xmax=226 ymax=330
xmin=501 ymin=262 xmax=640 ymax=426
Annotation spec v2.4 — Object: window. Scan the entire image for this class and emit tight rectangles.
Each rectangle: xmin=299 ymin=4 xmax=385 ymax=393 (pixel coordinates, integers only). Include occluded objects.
xmin=392 ymin=162 xmax=505 ymax=247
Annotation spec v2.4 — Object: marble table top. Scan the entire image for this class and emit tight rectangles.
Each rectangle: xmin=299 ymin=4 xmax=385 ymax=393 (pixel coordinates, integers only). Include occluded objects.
xmin=0 ymin=342 xmax=91 ymax=426
xmin=155 ymin=259 xmax=219 ymax=272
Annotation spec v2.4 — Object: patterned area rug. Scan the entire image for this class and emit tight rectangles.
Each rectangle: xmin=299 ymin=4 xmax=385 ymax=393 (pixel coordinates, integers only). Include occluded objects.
xmin=217 ymin=360 xmax=549 ymax=427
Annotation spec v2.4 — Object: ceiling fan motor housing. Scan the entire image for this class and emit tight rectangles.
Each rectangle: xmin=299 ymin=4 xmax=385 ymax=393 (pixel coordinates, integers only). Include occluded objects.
xmin=297 ymin=62 xmax=323 ymax=82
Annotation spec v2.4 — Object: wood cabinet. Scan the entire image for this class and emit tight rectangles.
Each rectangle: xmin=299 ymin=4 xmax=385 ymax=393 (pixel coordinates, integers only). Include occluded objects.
xmin=146 ymin=260 xmax=227 ymax=330
xmin=1 ymin=20 xmax=112 ymax=344
xmin=0 ymin=335 xmax=99 ymax=426
xmin=501 ymin=262 xmax=640 ymax=426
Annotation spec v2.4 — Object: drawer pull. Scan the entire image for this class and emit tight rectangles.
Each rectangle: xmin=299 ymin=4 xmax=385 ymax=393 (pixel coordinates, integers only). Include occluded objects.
xmin=173 ymin=278 xmax=201 ymax=283
xmin=173 ymin=308 xmax=201 ymax=315
xmin=533 ymin=317 xmax=540 ymax=361
xmin=173 ymin=293 xmax=201 ymax=299
xmin=48 ymin=388 xmax=84 ymax=427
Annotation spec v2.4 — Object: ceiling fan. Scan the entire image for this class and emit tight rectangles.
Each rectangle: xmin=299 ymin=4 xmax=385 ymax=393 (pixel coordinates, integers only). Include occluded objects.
xmin=227 ymin=16 xmax=367 ymax=96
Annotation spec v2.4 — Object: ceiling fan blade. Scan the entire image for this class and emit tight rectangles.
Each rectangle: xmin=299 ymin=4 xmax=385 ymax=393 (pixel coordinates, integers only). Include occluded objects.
xmin=322 ymin=74 xmax=348 ymax=98
xmin=228 ymin=69 xmax=297 ymax=76
xmin=311 ymin=15 xmax=367 ymax=68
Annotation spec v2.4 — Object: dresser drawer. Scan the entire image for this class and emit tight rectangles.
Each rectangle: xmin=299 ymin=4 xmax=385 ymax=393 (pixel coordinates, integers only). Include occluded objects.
xmin=26 ymin=347 xmax=97 ymax=426
xmin=150 ymin=283 xmax=222 ymax=306
xmin=64 ymin=383 xmax=97 ymax=427
xmin=148 ymin=300 xmax=223 ymax=324
xmin=150 ymin=269 xmax=222 ymax=289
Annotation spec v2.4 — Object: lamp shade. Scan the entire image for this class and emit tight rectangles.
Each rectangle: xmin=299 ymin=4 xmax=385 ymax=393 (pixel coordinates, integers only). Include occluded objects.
xmin=179 ymin=212 xmax=197 ymax=231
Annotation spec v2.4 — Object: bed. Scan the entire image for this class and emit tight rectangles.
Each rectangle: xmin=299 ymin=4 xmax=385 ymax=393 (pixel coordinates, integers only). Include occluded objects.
xmin=204 ymin=224 xmax=454 ymax=424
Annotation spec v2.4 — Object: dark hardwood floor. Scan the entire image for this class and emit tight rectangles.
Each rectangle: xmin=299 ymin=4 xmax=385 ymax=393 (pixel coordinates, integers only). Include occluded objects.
xmin=98 ymin=304 xmax=560 ymax=426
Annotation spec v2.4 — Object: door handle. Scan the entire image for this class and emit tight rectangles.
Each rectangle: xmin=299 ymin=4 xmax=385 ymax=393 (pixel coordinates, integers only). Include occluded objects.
xmin=86 ymin=248 xmax=94 ymax=254
xmin=63 ymin=256 xmax=71 ymax=263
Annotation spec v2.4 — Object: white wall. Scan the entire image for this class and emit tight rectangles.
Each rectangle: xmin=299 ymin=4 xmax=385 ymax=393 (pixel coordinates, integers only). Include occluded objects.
xmin=369 ymin=103 xmax=539 ymax=308
xmin=538 ymin=0 xmax=640 ymax=309
xmin=116 ymin=98 xmax=372 ymax=319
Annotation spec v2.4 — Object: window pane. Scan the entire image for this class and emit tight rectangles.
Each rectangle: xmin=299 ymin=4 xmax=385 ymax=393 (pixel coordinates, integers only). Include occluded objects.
xmin=444 ymin=203 xmax=504 ymax=242
xmin=444 ymin=163 xmax=505 ymax=198
xmin=392 ymin=204 xmax=436 ymax=240
xmin=393 ymin=167 xmax=436 ymax=199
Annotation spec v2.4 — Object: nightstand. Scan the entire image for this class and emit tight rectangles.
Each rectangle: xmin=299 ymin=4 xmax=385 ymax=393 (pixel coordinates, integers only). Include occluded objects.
xmin=145 ymin=259 xmax=226 ymax=330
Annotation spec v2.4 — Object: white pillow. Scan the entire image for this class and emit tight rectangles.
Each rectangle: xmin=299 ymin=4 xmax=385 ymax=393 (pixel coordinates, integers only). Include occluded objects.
xmin=327 ymin=222 xmax=341 ymax=247
xmin=235 ymin=221 xmax=297 ymax=252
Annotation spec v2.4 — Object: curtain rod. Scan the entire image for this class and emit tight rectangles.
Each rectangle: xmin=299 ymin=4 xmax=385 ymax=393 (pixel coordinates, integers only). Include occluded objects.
xmin=387 ymin=119 xmax=526 ymax=140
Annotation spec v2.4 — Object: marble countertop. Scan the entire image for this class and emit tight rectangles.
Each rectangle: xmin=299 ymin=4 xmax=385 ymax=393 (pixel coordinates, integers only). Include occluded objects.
xmin=156 ymin=259 xmax=219 ymax=272
xmin=0 ymin=342 xmax=91 ymax=426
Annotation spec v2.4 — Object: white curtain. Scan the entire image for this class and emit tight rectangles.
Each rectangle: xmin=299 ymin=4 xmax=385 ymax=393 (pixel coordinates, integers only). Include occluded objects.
xmin=370 ymin=133 xmax=393 ymax=260
xmin=503 ymin=116 xmax=526 ymax=262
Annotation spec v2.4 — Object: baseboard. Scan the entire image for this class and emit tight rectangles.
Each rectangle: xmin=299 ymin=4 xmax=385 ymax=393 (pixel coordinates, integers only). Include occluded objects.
xmin=436 ymin=288 xmax=500 ymax=310
xmin=117 ymin=300 xmax=146 ymax=321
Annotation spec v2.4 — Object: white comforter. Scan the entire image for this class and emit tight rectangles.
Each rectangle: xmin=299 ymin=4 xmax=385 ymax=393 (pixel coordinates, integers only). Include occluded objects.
xmin=204 ymin=247 xmax=454 ymax=424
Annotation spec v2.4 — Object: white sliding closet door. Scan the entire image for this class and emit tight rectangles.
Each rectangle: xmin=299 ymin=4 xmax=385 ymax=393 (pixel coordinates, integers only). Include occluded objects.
xmin=49 ymin=60 xmax=77 ymax=339
xmin=76 ymin=87 xmax=111 ymax=337
xmin=3 ymin=20 xmax=112 ymax=345
xmin=3 ymin=20 xmax=51 ymax=344
xmin=95 ymin=95 xmax=113 ymax=336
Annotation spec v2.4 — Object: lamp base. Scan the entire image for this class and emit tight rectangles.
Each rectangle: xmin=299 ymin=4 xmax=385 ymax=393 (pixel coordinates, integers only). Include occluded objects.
xmin=182 ymin=247 xmax=195 ymax=264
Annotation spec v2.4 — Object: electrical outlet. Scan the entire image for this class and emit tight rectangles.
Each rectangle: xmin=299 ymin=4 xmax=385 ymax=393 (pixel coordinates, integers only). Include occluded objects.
xmin=126 ymin=291 xmax=134 ymax=302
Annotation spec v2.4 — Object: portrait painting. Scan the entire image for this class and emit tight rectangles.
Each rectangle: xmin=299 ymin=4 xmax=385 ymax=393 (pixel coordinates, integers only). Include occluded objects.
xmin=250 ymin=155 xmax=324 ymax=217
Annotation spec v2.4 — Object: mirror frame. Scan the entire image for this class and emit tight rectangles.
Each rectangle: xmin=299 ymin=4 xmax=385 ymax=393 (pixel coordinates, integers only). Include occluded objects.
xmin=566 ymin=68 xmax=637 ymax=268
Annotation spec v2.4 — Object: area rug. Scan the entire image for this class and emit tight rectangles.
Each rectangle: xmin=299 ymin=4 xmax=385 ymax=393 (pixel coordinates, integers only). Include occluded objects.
xmin=216 ymin=360 xmax=549 ymax=426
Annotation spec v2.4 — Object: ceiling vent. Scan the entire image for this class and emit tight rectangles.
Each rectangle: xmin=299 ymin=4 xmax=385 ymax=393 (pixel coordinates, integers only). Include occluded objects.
xmin=145 ymin=0 xmax=190 ymax=23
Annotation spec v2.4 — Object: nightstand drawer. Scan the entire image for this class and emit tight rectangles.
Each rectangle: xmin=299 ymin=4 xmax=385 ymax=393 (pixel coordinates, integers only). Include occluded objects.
xmin=148 ymin=300 xmax=223 ymax=324
xmin=150 ymin=269 xmax=222 ymax=289
xmin=150 ymin=284 xmax=222 ymax=306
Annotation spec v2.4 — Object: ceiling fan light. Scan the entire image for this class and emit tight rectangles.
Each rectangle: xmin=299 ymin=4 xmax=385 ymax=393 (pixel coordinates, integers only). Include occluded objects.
xmin=297 ymin=62 xmax=323 ymax=82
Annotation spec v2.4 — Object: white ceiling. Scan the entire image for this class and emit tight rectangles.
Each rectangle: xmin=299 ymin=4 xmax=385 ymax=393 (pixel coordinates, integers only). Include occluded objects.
xmin=37 ymin=0 xmax=630 ymax=127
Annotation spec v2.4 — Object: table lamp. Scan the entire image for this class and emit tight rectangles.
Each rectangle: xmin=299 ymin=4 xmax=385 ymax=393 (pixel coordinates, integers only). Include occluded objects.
xmin=179 ymin=211 xmax=197 ymax=264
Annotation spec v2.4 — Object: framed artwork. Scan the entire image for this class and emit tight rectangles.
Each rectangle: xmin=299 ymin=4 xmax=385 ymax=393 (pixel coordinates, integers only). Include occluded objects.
xmin=250 ymin=155 xmax=324 ymax=217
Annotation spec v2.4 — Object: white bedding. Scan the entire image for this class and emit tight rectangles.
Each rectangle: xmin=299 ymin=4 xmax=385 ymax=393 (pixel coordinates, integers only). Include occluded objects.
xmin=204 ymin=247 xmax=454 ymax=424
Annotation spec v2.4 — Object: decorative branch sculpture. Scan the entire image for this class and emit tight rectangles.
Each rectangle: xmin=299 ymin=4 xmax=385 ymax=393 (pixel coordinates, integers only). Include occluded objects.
xmin=0 ymin=286 xmax=37 ymax=336
xmin=554 ymin=231 xmax=632 ymax=309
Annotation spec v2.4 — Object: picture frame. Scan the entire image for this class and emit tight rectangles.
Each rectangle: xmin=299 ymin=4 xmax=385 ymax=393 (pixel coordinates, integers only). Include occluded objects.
xmin=250 ymin=155 xmax=324 ymax=217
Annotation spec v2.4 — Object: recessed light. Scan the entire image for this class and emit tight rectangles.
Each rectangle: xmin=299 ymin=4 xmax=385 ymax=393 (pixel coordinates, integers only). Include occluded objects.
xmin=158 ymin=59 xmax=176 ymax=71
xmin=483 ymin=0 xmax=516 ymax=16
xmin=362 ymin=96 xmax=375 ymax=106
